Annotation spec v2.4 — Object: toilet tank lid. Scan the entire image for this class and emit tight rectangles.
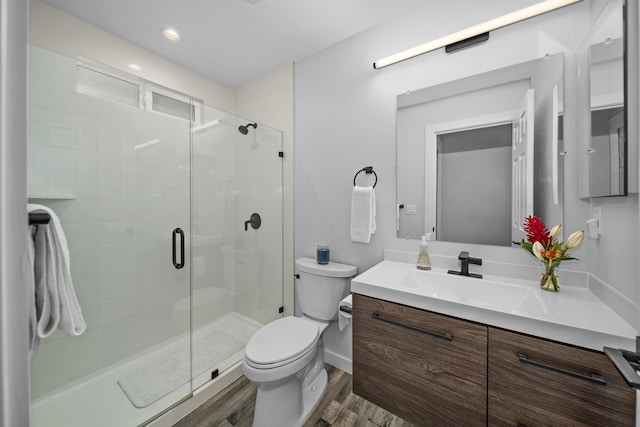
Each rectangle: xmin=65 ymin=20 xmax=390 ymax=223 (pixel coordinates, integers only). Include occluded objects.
xmin=295 ymin=257 xmax=357 ymax=278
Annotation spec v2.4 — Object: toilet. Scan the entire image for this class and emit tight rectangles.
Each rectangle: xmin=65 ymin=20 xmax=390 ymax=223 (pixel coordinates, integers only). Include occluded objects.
xmin=242 ymin=257 xmax=357 ymax=427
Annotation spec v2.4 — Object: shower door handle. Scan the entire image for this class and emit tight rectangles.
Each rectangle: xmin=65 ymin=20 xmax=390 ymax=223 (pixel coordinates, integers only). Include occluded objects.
xmin=172 ymin=228 xmax=185 ymax=269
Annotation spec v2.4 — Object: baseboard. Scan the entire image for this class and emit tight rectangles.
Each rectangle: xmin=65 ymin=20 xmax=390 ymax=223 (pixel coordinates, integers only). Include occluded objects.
xmin=324 ymin=349 xmax=352 ymax=375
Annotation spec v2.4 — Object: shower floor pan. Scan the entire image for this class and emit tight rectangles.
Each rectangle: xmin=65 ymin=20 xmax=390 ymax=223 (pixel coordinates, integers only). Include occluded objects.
xmin=31 ymin=312 xmax=262 ymax=427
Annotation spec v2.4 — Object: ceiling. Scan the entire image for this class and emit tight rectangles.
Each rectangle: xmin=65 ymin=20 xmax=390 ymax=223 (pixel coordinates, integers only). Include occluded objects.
xmin=39 ymin=0 xmax=541 ymax=89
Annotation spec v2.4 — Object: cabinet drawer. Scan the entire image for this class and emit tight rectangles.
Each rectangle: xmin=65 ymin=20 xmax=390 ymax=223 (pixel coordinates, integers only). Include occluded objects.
xmin=488 ymin=327 xmax=635 ymax=426
xmin=353 ymin=294 xmax=487 ymax=426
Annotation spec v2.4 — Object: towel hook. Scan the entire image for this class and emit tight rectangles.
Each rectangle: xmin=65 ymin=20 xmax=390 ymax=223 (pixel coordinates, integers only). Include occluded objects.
xmin=29 ymin=211 xmax=51 ymax=225
xmin=353 ymin=166 xmax=377 ymax=188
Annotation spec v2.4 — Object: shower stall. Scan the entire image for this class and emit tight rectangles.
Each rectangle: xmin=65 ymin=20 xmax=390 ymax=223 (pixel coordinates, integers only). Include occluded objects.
xmin=27 ymin=46 xmax=283 ymax=426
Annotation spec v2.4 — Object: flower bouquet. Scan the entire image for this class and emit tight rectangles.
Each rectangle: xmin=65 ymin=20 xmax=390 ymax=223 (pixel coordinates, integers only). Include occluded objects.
xmin=519 ymin=216 xmax=584 ymax=292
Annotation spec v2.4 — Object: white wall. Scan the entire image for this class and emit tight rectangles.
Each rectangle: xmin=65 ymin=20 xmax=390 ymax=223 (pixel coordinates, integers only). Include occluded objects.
xmin=295 ymin=0 xmax=591 ymax=268
xmin=295 ymin=1 xmax=640 ymax=364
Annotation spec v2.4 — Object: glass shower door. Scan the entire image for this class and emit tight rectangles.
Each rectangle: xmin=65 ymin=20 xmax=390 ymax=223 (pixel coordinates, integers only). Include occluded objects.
xmin=28 ymin=45 xmax=192 ymax=427
xmin=233 ymin=117 xmax=283 ymax=327
xmin=190 ymin=105 xmax=283 ymax=391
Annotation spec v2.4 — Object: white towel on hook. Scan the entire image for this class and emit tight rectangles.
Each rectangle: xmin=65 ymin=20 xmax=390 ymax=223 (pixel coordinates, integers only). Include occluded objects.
xmin=350 ymin=186 xmax=376 ymax=243
xmin=28 ymin=204 xmax=86 ymax=355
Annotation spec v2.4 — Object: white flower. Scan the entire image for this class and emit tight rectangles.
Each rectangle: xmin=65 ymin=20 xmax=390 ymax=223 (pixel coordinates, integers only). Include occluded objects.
xmin=532 ymin=241 xmax=545 ymax=262
xmin=549 ymin=224 xmax=562 ymax=239
xmin=566 ymin=230 xmax=584 ymax=249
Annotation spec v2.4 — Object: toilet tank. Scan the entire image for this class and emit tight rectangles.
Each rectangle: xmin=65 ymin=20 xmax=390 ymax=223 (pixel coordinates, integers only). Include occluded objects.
xmin=295 ymin=258 xmax=357 ymax=321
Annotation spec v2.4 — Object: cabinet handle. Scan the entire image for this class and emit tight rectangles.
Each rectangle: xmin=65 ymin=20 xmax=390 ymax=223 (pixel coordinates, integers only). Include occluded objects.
xmin=518 ymin=353 xmax=607 ymax=386
xmin=371 ymin=312 xmax=453 ymax=341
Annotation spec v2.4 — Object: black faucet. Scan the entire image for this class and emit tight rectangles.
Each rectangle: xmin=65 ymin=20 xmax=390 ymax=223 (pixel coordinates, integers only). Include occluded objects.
xmin=448 ymin=251 xmax=483 ymax=279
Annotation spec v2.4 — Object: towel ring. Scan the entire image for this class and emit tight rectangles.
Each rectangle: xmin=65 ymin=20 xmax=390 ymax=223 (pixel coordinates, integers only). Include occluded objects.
xmin=353 ymin=166 xmax=377 ymax=188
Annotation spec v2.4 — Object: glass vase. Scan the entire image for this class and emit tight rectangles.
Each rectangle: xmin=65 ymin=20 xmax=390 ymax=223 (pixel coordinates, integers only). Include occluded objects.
xmin=540 ymin=269 xmax=559 ymax=292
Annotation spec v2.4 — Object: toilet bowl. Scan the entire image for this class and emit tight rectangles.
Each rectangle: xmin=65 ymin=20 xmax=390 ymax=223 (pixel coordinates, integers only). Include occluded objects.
xmin=243 ymin=316 xmax=329 ymax=427
xmin=242 ymin=258 xmax=357 ymax=427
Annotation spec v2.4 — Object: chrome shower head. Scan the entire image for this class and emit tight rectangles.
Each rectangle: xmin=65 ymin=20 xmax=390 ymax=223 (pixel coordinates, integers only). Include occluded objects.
xmin=238 ymin=123 xmax=257 ymax=135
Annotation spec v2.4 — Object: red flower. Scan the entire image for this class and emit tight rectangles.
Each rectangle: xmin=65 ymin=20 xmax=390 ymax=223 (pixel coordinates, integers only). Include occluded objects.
xmin=523 ymin=216 xmax=551 ymax=246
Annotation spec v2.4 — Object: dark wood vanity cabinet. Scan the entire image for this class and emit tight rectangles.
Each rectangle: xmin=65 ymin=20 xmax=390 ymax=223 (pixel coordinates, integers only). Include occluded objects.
xmin=352 ymin=294 xmax=488 ymax=426
xmin=353 ymin=294 xmax=636 ymax=426
xmin=488 ymin=328 xmax=635 ymax=427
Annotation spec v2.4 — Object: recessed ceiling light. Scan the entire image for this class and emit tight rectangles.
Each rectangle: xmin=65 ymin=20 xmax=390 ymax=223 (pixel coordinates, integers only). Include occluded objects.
xmin=128 ymin=63 xmax=142 ymax=71
xmin=162 ymin=28 xmax=182 ymax=41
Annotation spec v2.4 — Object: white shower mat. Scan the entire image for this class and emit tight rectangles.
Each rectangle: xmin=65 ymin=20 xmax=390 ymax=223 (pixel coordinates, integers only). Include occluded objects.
xmin=117 ymin=330 xmax=245 ymax=408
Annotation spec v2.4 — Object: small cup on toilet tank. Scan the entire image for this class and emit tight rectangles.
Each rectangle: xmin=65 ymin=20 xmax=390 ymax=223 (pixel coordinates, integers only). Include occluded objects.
xmin=316 ymin=244 xmax=330 ymax=264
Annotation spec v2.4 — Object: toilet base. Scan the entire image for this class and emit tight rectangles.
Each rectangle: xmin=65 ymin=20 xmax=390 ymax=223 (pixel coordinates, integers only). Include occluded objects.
xmin=251 ymin=367 xmax=328 ymax=427
xmin=301 ymin=368 xmax=328 ymax=425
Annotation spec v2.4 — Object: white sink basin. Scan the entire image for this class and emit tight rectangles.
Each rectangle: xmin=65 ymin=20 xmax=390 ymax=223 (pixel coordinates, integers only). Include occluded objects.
xmin=399 ymin=269 xmax=548 ymax=315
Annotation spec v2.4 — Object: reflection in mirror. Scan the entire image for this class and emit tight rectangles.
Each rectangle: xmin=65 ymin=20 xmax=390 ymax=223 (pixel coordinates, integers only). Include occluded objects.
xmin=590 ymin=106 xmax=625 ymax=195
xmin=437 ymin=125 xmax=512 ymax=246
xmin=397 ymin=53 xmax=564 ymax=246
xmin=582 ymin=0 xmax=626 ymax=197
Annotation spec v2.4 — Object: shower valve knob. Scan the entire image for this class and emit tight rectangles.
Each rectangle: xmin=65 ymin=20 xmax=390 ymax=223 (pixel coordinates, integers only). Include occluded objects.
xmin=244 ymin=213 xmax=262 ymax=231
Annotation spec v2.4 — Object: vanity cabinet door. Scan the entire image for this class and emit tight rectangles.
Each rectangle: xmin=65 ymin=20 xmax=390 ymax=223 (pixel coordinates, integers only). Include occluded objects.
xmin=488 ymin=327 xmax=635 ymax=426
xmin=353 ymin=294 xmax=488 ymax=426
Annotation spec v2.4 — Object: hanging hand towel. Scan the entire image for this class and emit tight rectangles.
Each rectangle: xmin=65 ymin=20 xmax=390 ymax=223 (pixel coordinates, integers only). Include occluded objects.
xmin=28 ymin=204 xmax=86 ymax=354
xmin=350 ymin=186 xmax=376 ymax=243
xmin=26 ymin=223 xmax=38 ymax=353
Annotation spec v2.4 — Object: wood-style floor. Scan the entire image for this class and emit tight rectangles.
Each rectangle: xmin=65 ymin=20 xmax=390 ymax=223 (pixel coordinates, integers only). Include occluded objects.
xmin=173 ymin=365 xmax=414 ymax=427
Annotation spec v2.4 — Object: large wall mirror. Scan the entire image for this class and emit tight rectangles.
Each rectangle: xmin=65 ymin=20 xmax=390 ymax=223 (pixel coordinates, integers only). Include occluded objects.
xmin=396 ymin=0 xmax=628 ymax=246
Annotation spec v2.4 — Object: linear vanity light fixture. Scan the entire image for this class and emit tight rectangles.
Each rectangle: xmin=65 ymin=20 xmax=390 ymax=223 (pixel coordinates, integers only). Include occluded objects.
xmin=373 ymin=0 xmax=581 ymax=69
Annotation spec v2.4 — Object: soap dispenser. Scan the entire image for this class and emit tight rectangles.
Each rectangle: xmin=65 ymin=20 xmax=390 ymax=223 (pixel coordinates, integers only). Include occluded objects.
xmin=417 ymin=235 xmax=432 ymax=270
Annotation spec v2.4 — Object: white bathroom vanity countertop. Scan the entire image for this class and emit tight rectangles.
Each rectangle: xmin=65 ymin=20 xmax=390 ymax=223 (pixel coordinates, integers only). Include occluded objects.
xmin=351 ymin=260 xmax=638 ymax=352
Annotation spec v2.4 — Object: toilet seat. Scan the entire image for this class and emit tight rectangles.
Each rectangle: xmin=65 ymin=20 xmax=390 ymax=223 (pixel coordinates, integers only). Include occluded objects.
xmin=245 ymin=316 xmax=319 ymax=369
